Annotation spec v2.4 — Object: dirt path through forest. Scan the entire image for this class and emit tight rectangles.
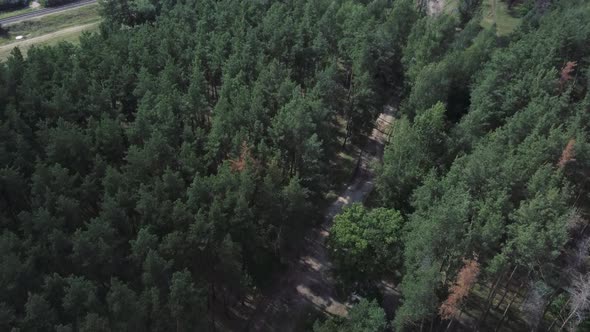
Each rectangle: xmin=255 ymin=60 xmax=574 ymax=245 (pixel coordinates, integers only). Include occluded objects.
xmin=246 ymin=105 xmax=395 ymax=331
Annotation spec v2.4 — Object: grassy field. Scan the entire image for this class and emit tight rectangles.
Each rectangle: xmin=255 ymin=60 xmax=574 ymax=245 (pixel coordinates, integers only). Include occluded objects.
xmin=0 ymin=22 xmax=99 ymax=59
xmin=0 ymin=6 xmax=35 ymax=20
xmin=481 ymin=0 xmax=521 ymax=36
xmin=443 ymin=0 xmax=460 ymax=16
xmin=0 ymin=3 xmax=100 ymax=60
xmin=0 ymin=3 xmax=100 ymax=45
xmin=442 ymin=0 xmax=521 ymax=36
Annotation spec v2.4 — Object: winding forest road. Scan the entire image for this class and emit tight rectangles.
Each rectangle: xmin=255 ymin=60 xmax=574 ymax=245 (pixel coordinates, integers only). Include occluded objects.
xmin=247 ymin=105 xmax=395 ymax=331
xmin=0 ymin=0 xmax=97 ymax=26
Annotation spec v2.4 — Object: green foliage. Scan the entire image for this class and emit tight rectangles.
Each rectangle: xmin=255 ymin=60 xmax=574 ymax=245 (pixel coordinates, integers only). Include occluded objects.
xmin=313 ymin=299 xmax=387 ymax=332
xmin=329 ymin=203 xmax=405 ymax=283
xmin=378 ymin=102 xmax=448 ymax=210
xmin=2 ymin=0 xmax=589 ymax=330
xmin=168 ymin=270 xmax=206 ymax=331
xmin=402 ymin=14 xmax=458 ymax=86
xmin=0 ymin=0 xmax=412 ymax=329
xmin=393 ymin=264 xmax=439 ymax=331
xmin=506 ymin=171 xmax=571 ymax=270
xmin=380 ymin=0 xmax=590 ymax=329
xmin=23 ymin=293 xmax=56 ymax=331
xmin=405 ymin=26 xmax=496 ymax=120
xmin=98 ymin=0 xmax=161 ymax=26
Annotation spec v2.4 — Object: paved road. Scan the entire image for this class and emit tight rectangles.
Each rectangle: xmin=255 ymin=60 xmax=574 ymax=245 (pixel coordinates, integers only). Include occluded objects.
xmin=0 ymin=0 xmax=97 ymax=26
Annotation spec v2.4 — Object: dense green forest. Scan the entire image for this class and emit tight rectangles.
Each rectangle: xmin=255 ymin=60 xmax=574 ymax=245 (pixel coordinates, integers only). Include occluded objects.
xmin=0 ymin=0 xmax=29 ymax=11
xmin=1 ymin=0 xmax=589 ymax=331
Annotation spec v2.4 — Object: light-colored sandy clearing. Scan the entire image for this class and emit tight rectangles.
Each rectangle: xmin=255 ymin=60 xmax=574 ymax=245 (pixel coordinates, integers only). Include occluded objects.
xmin=428 ymin=0 xmax=446 ymax=16
xmin=0 ymin=22 xmax=99 ymax=60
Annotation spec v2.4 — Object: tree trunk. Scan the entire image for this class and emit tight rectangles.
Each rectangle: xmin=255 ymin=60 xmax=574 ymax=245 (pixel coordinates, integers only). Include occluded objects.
xmin=495 ymin=287 xmax=519 ymax=332
xmin=223 ymin=291 xmax=230 ymax=318
xmin=485 ymin=268 xmax=507 ymax=305
xmin=430 ymin=313 xmax=436 ymax=332
xmin=494 ymin=266 xmax=519 ymax=311
xmin=440 ymin=253 xmax=450 ymax=273
xmin=495 ymin=272 xmax=530 ymax=332
xmin=444 ymin=319 xmax=454 ymax=332
xmin=210 ymin=308 xmax=217 ymax=332
xmin=548 ymin=298 xmax=570 ymax=331
xmin=479 ymin=266 xmax=517 ymax=328
xmin=353 ymin=150 xmax=363 ymax=178
xmin=540 ymin=289 xmax=561 ymax=326
xmin=343 ymin=70 xmax=354 ymax=149
xmin=441 ymin=255 xmax=454 ymax=285
xmin=559 ymin=301 xmax=580 ymax=331
xmin=343 ymin=115 xmax=350 ymax=148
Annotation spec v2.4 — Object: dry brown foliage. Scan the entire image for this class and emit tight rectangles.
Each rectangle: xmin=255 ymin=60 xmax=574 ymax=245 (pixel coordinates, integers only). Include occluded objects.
xmin=560 ymin=61 xmax=578 ymax=86
xmin=440 ymin=258 xmax=480 ymax=320
xmin=558 ymin=139 xmax=576 ymax=169
xmin=229 ymin=142 xmax=253 ymax=172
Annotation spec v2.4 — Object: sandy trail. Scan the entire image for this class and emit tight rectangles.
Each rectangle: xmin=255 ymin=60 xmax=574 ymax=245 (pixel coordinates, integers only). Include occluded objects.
xmin=247 ymin=105 xmax=395 ymax=331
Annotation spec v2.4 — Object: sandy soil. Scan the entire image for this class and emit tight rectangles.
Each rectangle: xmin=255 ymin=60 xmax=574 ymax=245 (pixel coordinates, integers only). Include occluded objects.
xmin=246 ymin=106 xmax=395 ymax=331
xmin=429 ymin=0 xmax=445 ymax=16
